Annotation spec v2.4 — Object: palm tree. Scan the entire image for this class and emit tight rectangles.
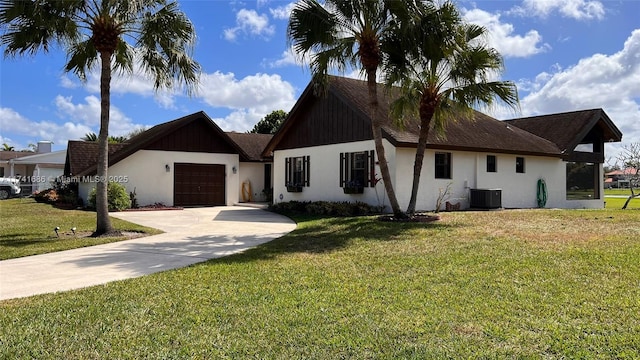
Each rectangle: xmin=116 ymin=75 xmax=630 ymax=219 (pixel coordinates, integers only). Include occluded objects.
xmin=1 ymin=0 xmax=200 ymax=235
xmin=1 ymin=143 xmax=15 ymax=151
xmin=385 ymin=1 xmax=519 ymax=214
xmin=82 ymin=132 xmax=99 ymax=142
xmin=288 ymin=0 xmax=412 ymax=218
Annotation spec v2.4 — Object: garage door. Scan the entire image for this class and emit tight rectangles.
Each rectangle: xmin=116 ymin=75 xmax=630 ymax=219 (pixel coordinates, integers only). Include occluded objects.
xmin=174 ymin=163 xmax=226 ymax=206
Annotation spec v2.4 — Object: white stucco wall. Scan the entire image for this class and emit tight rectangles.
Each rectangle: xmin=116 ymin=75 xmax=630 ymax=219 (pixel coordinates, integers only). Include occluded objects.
xmin=273 ymin=144 xmax=605 ymax=211
xmin=78 ymin=150 xmax=240 ymax=207
xmin=237 ymin=162 xmax=271 ymax=202
xmin=273 ymin=140 xmax=395 ymax=210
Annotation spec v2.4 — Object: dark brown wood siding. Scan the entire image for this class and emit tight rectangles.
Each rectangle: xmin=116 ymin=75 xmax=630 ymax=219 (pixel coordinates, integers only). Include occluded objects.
xmin=174 ymin=163 xmax=226 ymax=206
xmin=145 ymin=118 xmax=237 ymax=154
xmin=275 ymin=92 xmax=372 ymax=150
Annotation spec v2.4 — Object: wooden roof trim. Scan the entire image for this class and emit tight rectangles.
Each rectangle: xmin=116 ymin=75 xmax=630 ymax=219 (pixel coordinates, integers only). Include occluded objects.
xmin=393 ymin=142 xmax=565 ymax=158
xmin=77 ymin=111 xmax=251 ymax=176
xmin=262 ymin=81 xmax=315 ymax=157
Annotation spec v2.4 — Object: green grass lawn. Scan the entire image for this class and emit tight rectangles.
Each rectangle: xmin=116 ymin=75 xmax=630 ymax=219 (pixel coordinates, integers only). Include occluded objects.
xmin=604 ymin=188 xmax=639 ymax=196
xmin=0 ymin=198 xmax=161 ymax=260
xmin=604 ymin=188 xmax=640 ymax=210
xmin=2 ymin=208 xmax=640 ymax=358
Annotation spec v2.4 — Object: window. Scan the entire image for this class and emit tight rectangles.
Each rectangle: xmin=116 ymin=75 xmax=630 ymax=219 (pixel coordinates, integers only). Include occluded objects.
xmin=566 ymin=162 xmax=599 ymax=200
xmin=0 ymin=167 xmax=4 ymax=177
xmin=285 ymin=156 xmax=310 ymax=189
xmin=340 ymin=150 xmax=375 ymax=188
xmin=486 ymin=155 xmax=497 ymax=173
xmin=435 ymin=152 xmax=452 ymax=179
xmin=516 ymin=157 xmax=525 ymax=173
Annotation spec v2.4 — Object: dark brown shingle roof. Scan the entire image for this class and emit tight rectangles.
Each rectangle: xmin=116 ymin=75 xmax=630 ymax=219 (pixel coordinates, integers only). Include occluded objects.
xmin=65 ymin=112 xmax=275 ymax=176
xmin=320 ymin=76 xmax=563 ymax=156
xmin=504 ymin=109 xmax=622 ymax=153
xmin=226 ymin=132 xmax=273 ymax=161
xmin=64 ymin=141 xmax=127 ymax=176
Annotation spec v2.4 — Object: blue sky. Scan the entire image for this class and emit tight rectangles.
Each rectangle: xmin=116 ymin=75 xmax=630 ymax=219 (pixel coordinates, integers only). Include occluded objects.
xmin=1 ymin=0 xmax=639 ymax=162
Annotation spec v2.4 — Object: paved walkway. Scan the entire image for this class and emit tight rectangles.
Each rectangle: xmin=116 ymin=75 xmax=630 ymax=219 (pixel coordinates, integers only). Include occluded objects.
xmin=0 ymin=207 xmax=296 ymax=301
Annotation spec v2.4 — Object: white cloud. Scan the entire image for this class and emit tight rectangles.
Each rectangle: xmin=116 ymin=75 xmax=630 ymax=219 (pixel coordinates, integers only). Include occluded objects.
xmin=0 ymin=106 xmax=93 ymax=147
xmin=269 ymin=2 xmax=296 ymax=20
xmin=463 ymin=8 xmax=550 ymax=58
xmin=53 ymin=95 xmax=138 ymax=137
xmin=211 ymin=109 xmax=268 ymax=133
xmin=265 ymin=46 xmax=315 ymax=68
xmin=197 ymin=71 xmax=297 ymax=131
xmin=60 ymin=64 xmax=179 ymax=109
xmin=224 ymin=9 xmax=275 ymax=41
xmin=512 ymin=0 xmax=605 ymax=20
xmin=508 ymin=29 xmax=640 ymax=158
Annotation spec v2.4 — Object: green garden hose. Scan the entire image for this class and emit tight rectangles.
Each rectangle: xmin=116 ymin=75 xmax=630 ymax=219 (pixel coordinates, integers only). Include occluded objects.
xmin=537 ymin=178 xmax=547 ymax=208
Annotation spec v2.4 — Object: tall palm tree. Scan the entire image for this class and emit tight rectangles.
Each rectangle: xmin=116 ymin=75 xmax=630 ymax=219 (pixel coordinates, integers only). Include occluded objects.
xmin=1 ymin=0 xmax=200 ymax=235
xmin=287 ymin=0 xmax=410 ymax=218
xmin=1 ymin=143 xmax=15 ymax=151
xmin=385 ymin=1 xmax=519 ymax=214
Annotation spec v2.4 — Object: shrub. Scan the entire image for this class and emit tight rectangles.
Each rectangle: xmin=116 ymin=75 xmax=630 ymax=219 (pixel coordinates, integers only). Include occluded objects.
xmin=269 ymin=200 xmax=382 ymax=217
xmin=33 ymin=189 xmax=57 ymax=203
xmin=88 ymin=182 xmax=131 ymax=211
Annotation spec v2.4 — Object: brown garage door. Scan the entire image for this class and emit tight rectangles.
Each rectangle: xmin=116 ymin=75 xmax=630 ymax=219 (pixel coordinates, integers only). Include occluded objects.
xmin=174 ymin=163 xmax=226 ymax=206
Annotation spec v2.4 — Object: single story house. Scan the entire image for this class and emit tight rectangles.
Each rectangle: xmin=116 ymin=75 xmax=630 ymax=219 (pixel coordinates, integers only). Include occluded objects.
xmin=64 ymin=76 xmax=622 ymax=211
xmin=65 ymin=111 xmax=272 ymax=207
xmin=262 ymin=76 xmax=622 ymax=211
xmin=2 ymin=141 xmax=66 ymax=193
xmin=605 ymin=168 xmax=639 ymax=188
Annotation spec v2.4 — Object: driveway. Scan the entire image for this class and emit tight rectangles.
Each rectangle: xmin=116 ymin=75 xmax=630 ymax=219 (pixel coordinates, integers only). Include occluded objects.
xmin=0 ymin=206 xmax=296 ymax=301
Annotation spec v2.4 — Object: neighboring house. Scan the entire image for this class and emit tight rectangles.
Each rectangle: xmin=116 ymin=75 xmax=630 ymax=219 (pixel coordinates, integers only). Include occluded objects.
xmin=605 ymin=168 xmax=639 ymax=188
xmin=0 ymin=151 xmax=32 ymax=178
xmin=64 ymin=111 xmax=273 ymax=207
xmin=263 ymin=76 xmax=623 ymax=211
xmin=1 ymin=141 xmax=66 ymax=193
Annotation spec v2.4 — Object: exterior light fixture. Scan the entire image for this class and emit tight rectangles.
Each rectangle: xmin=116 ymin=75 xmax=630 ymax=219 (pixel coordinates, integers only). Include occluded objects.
xmin=54 ymin=226 xmax=60 ymax=237
xmin=165 ymin=164 xmax=170 ymax=172
xmin=232 ymin=166 xmax=237 ymax=174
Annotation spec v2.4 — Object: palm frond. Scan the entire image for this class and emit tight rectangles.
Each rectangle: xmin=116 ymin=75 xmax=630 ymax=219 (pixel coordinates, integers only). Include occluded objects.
xmin=137 ymin=0 xmax=200 ymax=95
xmin=64 ymin=39 xmax=98 ymax=81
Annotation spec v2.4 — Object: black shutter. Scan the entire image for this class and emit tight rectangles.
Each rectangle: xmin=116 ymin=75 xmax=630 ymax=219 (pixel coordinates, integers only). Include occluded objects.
xmin=304 ymin=156 xmax=310 ymax=186
xmin=369 ymin=150 xmax=375 ymax=187
xmin=285 ymin=157 xmax=290 ymax=185
xmin=340 ymin=153 xmax=345 ymax=187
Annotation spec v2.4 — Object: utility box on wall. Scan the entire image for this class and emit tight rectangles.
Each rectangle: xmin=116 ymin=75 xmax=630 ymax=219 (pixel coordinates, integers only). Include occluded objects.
xmin=470 ymin=189 xmax=502 ymax=209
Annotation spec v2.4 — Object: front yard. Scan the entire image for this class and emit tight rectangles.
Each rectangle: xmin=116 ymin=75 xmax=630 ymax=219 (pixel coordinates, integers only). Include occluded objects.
xmin=0 ymin=198 xmax=161 ymax=260
xmin=1 ymin=204 xmax=639 ymax=358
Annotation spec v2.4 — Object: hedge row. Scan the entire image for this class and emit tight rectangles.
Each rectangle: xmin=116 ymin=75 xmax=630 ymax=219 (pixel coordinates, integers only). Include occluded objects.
xmin=269 ymin=200 xmax=383 ymax=217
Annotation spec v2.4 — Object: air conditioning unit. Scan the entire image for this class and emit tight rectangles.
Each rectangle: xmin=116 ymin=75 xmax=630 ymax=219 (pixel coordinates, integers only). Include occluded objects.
xmin=470 ymin=189 xmax=502 ymax=209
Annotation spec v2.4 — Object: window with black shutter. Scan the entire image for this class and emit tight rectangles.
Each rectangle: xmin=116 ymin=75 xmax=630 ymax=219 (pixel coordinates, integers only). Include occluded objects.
xmin=340 ymin=150 xmax=375 ymax=191
xmin=285 ymin=156 xmax=310 ymax=191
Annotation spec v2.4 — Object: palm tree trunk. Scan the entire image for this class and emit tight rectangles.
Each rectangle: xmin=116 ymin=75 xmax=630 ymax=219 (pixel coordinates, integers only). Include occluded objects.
xmin=366 ymin=69 xmax=405 ymax=218
xmin=406 ymin=98 xmax=435 ymax=214
xmin=94 ymin=51 xmax=114 ymax=235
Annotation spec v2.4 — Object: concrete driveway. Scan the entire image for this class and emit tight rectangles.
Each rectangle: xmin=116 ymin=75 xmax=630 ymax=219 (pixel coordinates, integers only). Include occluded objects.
xmin=0 ymin=206 xmax=296 ymax=301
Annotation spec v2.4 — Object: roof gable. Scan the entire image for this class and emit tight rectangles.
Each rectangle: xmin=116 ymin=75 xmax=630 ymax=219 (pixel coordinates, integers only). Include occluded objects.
xmin=504 ymin=109 xmax=622 ymax=155
xmin=265 ymin=76 xmax=563 ymax=157
xmin=68 ymin=111 xmax=251 ymax=176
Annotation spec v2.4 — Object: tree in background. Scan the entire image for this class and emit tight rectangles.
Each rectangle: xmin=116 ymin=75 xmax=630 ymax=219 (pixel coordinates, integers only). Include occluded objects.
xmin=616 ymin=142 xmax=640 ymax=209
xmin=1 ymin=0 xmax=200 ymax=235
xmin=249 ymin=110 xmax=288 ymax=134
xmin=1 ymin=143 xmax=15 ymax=151
xmin=288 ymin=0 xmax=413 ymax=218
xmin=385 ymin=1 xmax=519 ymax=214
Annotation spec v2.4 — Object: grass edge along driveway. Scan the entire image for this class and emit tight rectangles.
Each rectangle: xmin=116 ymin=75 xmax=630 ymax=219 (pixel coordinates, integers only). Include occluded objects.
xmin=0 ymin=198 xmax=161 ymax=260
